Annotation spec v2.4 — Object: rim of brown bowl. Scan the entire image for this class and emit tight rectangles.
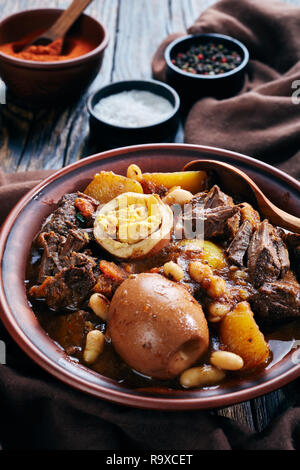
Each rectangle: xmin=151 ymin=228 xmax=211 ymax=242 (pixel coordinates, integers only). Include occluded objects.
xmin=0 ymin=143 xmax=300 ymax=411
xmin=0 ymin=8 xmax=109 ymax=69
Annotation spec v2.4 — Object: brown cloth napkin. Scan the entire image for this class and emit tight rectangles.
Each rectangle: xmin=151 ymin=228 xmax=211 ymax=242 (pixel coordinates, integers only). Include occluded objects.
xmin=0 ymin=169 xmax=53 ymax=225
xmin=152 ymin=0 xmax=300 ymax=180
xmin=0 ymin=171 xmax=300 ymax=450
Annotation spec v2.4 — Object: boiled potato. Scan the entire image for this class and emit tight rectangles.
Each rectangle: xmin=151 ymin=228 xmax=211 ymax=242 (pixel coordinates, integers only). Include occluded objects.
xmin=84 ymin=171 xmax=143 ymax=204
xmin=201 ymin=241 xmax=226 ymax=269
xmin=219 ymin=301 xmax=269 ymax=370
xmin=127 ymin=165 xmax=207 ymax=193
xmin=178 ymin=240 xmax=226 ymax=269
xmin=142 ymin=171 xmax=206 ymax=193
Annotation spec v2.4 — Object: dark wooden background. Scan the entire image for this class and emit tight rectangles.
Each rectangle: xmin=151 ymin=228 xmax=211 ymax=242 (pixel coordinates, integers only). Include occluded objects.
xmin=0 ymin=0 xmax=299 ymax=433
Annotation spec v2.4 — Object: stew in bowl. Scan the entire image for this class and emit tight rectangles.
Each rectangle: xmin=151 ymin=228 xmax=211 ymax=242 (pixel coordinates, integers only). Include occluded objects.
xmin=26 ymin=157 xmax=300 ymax=391
xmin=1 ymin=144 xmax=300 ymax=409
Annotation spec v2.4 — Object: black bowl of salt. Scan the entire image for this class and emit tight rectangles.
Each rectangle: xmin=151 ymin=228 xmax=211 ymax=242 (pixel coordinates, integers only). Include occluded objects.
xmin=87 ymin=79 xmax=180 ymax=150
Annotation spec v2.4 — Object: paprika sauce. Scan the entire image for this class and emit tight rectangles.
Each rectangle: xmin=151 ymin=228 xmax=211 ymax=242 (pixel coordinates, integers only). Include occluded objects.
xmin=0 ymin=30 xmax=95 ymax=62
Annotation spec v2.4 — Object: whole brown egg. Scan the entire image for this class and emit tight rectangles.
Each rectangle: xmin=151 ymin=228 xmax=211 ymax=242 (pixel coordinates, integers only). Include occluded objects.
xmin=108 ymin=273 xmax=209 ymax=379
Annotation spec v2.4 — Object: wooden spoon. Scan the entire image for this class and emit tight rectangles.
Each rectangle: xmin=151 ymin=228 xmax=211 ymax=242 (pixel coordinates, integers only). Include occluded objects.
xmin=23 ymin=0 xmax=94 ymax=50
xmin=183 ymin=159 xmax=300 ymax=233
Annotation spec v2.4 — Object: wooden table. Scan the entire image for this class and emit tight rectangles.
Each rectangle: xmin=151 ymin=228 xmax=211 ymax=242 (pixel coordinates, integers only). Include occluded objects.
xmin=0 ymin=0 xmax=299 ymax=434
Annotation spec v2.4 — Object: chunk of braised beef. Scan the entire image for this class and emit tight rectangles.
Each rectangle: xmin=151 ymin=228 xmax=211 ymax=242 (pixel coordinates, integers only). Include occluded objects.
xmin=37 ymin=229 xmax=90 ymax=283
xmin=69 ymin=251 xmax=99 ymax=273
xmin=182 ymin=202 xmax=239 ymax=240
xmin=40 ymin=192 xmax=98 ymax=237
xmin=41 ymin=193 xmax=79 ymax=237
xmin=59 ymin=229 xmax=89 ymax=258
xmin=30 ymin=250 xmax=99 ymax=311
xmin=225 ymin=202 xmax=260 ymax=266
xmin=190 ymin=185 xmax=240 ymax=240
xmin=276 ymin=235 xmax=291 ymax=272
xmin=204 ymin=185 xmax=240 ymax=239
xmin=30 ymin=264 xmax=97 ymax=311
xmin=247 ymin=220 xmax=290 ymax=288
xmin=251 ymin=275 xmax=300 ymax=323
xmin=203 ymin=184 xmax=234 ymax=209
xmin=204 ymin=206 xmax=239 ymax=239
xmin=31 ymin=191 xmax=103 ymax=310
xmin=37 ymin=231 xmax=65 ymax=283
xmin=225 ymin=210 xmax=240 ymax=240
xmin=226 ymin=220 xmax=253 ymax=267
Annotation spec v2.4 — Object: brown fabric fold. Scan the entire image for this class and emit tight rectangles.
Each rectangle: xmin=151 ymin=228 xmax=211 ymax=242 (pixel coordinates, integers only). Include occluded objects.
xmin=152 ymin=0 xmax=300 ymax=179
xmin=0 ymin=169 xmax=53 ymax=225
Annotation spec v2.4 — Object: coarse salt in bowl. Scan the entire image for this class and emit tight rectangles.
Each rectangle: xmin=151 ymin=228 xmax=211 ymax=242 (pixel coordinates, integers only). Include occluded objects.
xmin=87 ymin=80 xmax=180 ymax=150
xmin=93 ymin=90 xmax=175 ymax=128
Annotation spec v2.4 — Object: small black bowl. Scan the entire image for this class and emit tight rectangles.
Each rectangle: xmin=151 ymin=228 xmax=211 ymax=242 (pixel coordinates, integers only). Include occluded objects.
xmin=87 ymin=79 xmax=180 ymax=150
xmin=165 ymin=33 xmax=249 ymax=108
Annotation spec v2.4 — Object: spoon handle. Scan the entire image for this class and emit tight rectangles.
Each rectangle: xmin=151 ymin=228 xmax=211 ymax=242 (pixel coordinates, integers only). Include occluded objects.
xmin=232 ymin=167 xmax=300 ymax=233
xmin=46 ymin=0 xmax=94 ymax=41
xmin=254 ymin=192 xmax=300 ymax=233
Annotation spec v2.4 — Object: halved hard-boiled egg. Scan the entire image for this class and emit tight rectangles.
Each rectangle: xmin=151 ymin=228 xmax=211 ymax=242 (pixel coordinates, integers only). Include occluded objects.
xmin=94 ymin=192 xmax=173 ymax=259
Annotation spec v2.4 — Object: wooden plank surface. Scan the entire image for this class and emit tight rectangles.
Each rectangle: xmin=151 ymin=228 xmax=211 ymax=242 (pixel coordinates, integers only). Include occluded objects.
xmin=0 ymin=0 xmax=217 ymax=172
xmin=0 ymin=0 xmax=299 ymax=434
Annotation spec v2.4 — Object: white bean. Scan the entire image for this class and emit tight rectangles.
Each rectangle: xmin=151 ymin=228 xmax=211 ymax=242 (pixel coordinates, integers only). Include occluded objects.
xmin=208 ymin=301 xmax=231 ymax=323
xmin=180 ymin=365 xmax=225 ymax=388
xmin=189 ymin=261 xmax=229 ymax=298
xmin=210 ymin=351 xmax=244 ymax=371
xmin=83 ymin=330 xmax=105 ymax=365
xmin=163 ymin=188 xmax=193 ymax=206
xmin=163 ymin=261 xmax=184 ymax=281
xmin=189 ymin=261 xmax=212 ymax=283
xmin=89 ymin=293 xmax=110 ymax=321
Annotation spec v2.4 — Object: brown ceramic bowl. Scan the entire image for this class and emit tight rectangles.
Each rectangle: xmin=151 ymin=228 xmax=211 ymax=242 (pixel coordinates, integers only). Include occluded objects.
xmin=0 ymin=9 xmax=109 ymax=105
xmin=0 ymin=143 xmax=300 ymax=410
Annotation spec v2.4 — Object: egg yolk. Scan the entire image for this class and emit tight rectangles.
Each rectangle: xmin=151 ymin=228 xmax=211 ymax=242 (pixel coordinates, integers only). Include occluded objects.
xmin=95 ymin=194 xmax=162 ymax=244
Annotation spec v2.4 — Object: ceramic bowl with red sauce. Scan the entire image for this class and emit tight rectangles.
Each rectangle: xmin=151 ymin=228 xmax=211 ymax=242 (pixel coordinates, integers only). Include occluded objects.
xmin=0 ymin=9 xmax=109 ymax=104
xmin=0 ymin=143 xmax=300 ymax=410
